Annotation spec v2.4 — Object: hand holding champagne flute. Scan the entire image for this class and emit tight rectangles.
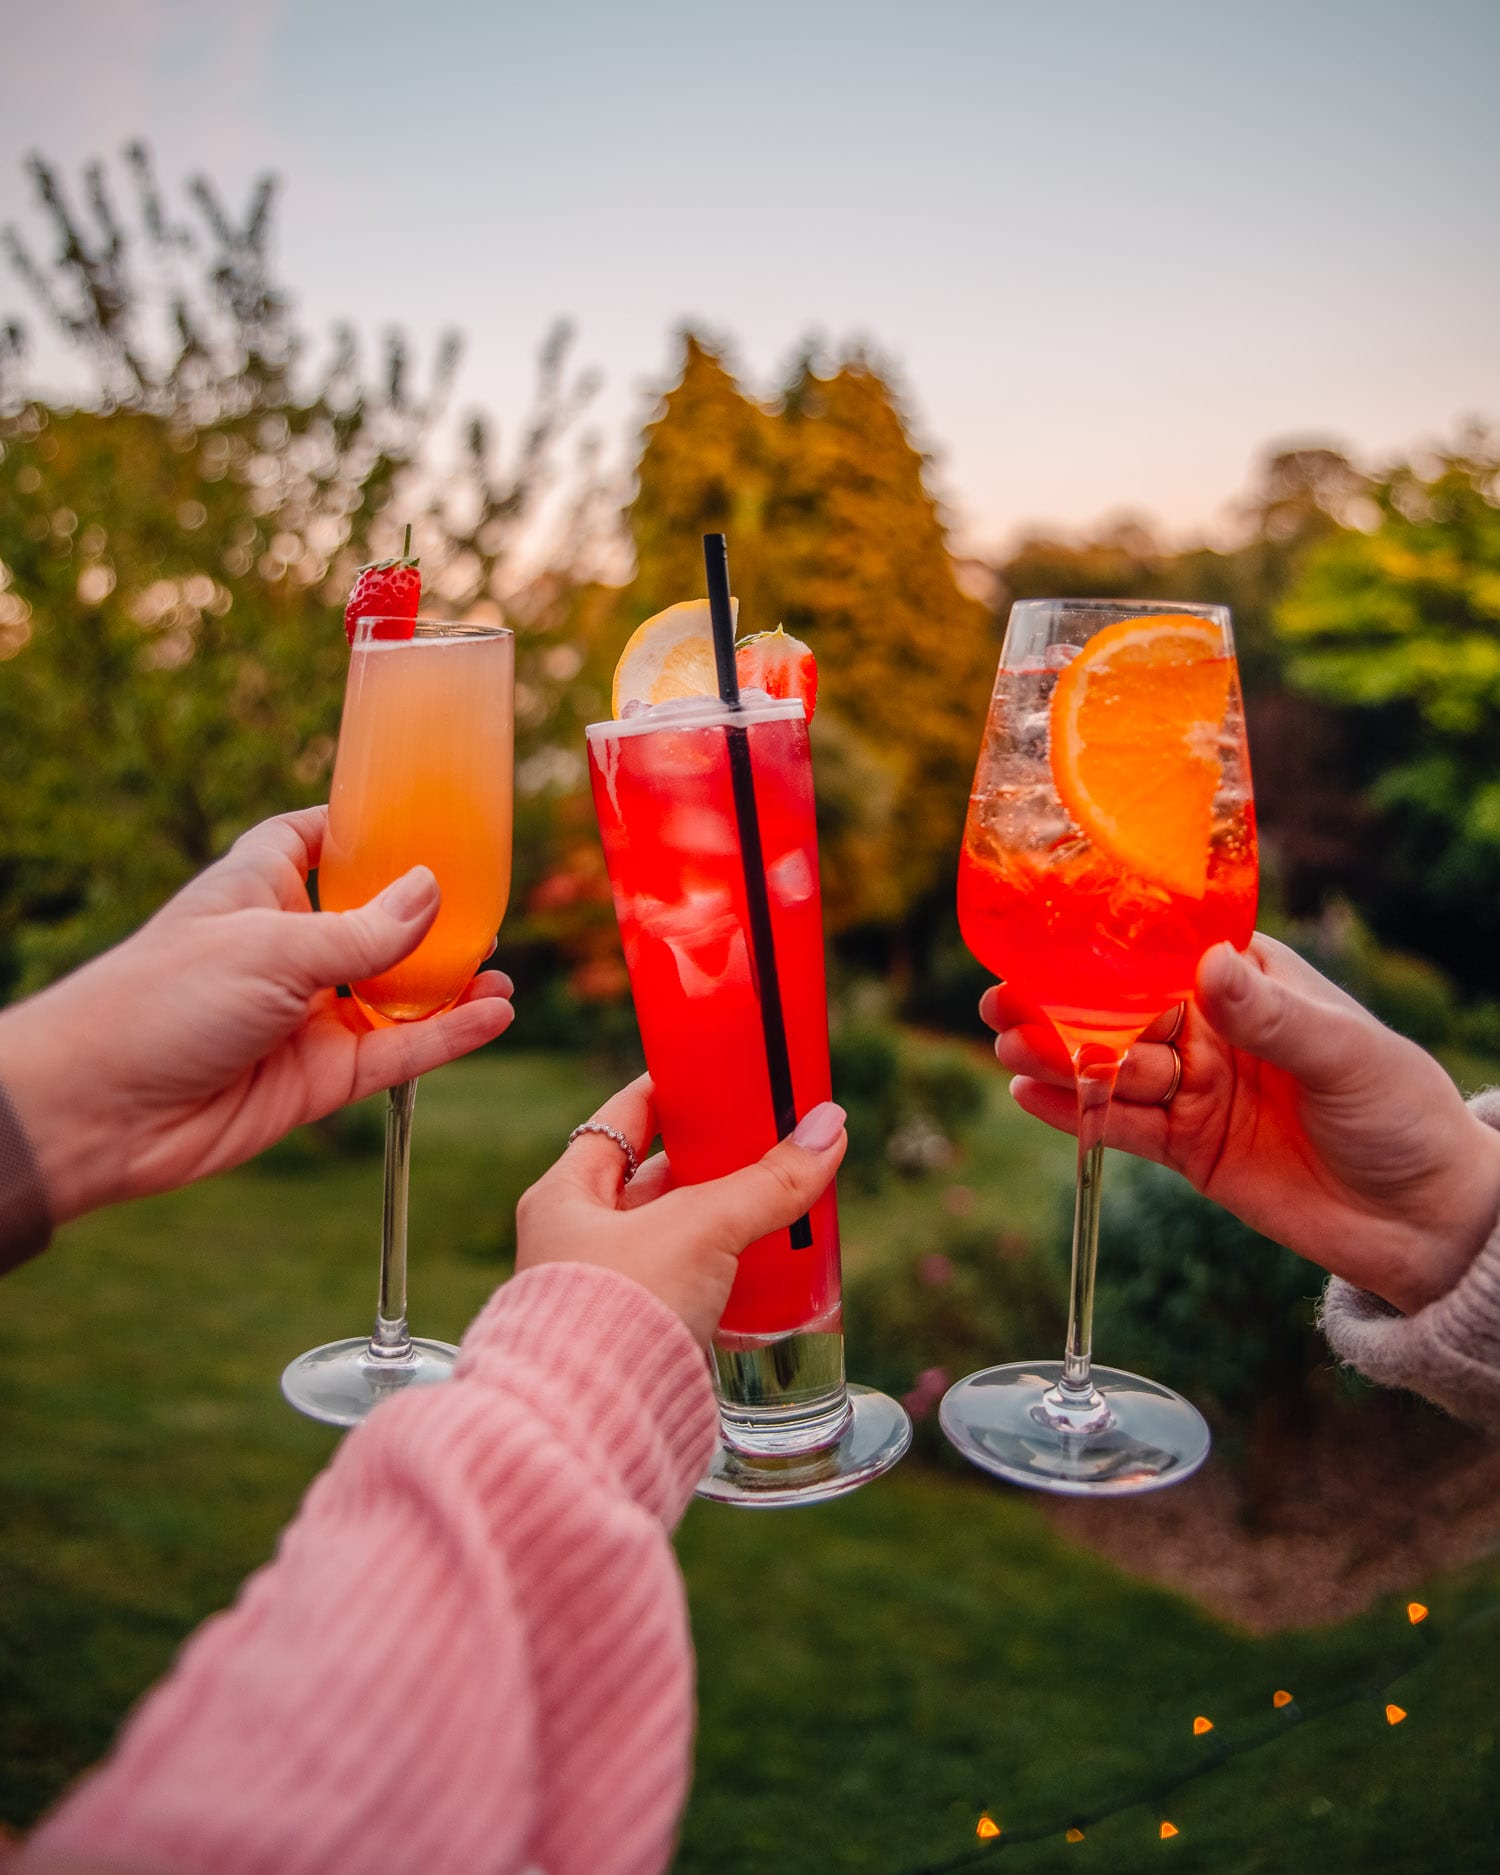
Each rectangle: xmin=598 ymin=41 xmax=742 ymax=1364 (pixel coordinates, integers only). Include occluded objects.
xmin=281 ymin=613 xmax=514 ymax=1426
xmin=942 ymin=599 xmax=1257 ymax=1494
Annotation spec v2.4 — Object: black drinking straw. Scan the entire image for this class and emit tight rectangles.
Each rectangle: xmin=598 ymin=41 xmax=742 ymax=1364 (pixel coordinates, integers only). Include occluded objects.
xmin=703 ymin=533 xmax=814 ymax=1251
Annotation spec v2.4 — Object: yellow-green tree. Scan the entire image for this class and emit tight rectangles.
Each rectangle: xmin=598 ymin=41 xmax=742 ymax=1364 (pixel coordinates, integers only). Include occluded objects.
xmin=617 ymin=335 xmax=995 ymax=932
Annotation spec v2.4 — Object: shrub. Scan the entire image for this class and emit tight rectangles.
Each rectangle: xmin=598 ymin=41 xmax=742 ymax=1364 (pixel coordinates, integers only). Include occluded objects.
xmin=844 ymin=1223 xmax=1065 ymax=1461
xmin=830 ymin=1025 xmax=988 ymax=1190
xmin=1287 ymin=901 xmax=1457 ymax=1047
xmin=1089 ymin=1157 xmax=1329 ymax=1432
xmin=1455 ymin=999 xmax=1500 ymax=1062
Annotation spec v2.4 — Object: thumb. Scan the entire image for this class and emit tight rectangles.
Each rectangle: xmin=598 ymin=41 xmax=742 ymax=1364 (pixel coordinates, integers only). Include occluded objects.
xmin=665 ymin=1102 xmax=848 ymax=1255
xmin=287 ymin=866 xmax=441 ymax=991
xmin=1197 ymin=941 xmax=1377 ymax=1093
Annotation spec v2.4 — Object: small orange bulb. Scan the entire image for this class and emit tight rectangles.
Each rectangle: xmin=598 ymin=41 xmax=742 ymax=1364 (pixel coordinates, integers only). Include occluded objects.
xmin=1066 ymin=1826 xmax=1086 ymax=1844
xmin=1160 ymin=1820 xmax=1180 ymax=1840
xmin=1407 ymin=1601 xmax=1429 ymax=1625
xmin=1192 ymin=1716 xmax=1214 ymax=1736
xmin=1273 ymin=1690 xmax=1294 ymax=1708
xmin=976 ymin=1815 xmax=1001 ymax=1840
xmin=1386 ymin=1704 xmax=1408 ymax=1726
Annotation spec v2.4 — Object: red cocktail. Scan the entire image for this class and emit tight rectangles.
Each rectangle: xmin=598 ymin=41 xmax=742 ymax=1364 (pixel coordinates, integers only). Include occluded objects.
xmin=589 ymin=698 xmax=838 ymax=1342
xmin=588 ymin=674 xmax=910 ymax=1505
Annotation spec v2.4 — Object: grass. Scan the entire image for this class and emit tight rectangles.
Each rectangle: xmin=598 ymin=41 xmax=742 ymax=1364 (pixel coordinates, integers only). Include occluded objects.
xmin=2 ymin=1044 xmax=1498 ymax=1870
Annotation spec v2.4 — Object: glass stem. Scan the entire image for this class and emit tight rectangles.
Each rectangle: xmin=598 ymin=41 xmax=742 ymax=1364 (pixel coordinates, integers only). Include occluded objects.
xmin=369 ymin=1078 xmax=418 ymax=1362
xmin=1054 ymin=1045 xmax=1122 ymax=1416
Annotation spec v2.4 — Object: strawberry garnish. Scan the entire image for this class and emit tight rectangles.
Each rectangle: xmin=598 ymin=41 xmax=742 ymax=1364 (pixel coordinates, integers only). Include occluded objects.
xmin=735 ymin=626 xmax=818 ymax=721
xmin=344 ymin=525 xmax=421 ymax=645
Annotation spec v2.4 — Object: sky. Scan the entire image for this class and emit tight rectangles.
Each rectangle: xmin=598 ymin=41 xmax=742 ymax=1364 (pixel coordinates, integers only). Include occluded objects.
xmin=2 ymin=0 xmax=1497 ymax=555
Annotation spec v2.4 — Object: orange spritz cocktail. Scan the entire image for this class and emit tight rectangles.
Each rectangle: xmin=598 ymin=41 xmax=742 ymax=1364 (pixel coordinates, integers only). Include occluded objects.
xmin=319 ymin=622 xmax=515 ymax=1022
xmin=941 ymin=600 xmax=1258 ymax=1500
xmin=958 ymin=612 xmax=1257 ymax=1051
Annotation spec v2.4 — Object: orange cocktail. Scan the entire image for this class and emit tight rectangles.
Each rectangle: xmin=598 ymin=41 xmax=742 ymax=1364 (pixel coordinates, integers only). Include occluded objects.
xmin=281 ymin=616 xmax=513 ymax=1431
xmin=941 ymin=600 xmax=1258 ymax=1499
xmin=958 ymin=636 xmax=1257 ymax=1049
xmin=319 ymin=624 xmax=514 ymax=1020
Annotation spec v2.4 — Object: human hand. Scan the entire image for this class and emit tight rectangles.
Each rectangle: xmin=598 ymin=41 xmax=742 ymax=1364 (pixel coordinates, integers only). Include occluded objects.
xmin=0 ymin=806 xmax=513 ymax=1224
xmin=982 ymin=934 xmax=1500 ymax=1316
xmin=516 ymin=1076 xmax=848 ymax=1346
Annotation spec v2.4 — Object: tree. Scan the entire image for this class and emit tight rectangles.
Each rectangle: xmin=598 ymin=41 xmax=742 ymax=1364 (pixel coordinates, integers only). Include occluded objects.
xmin=0 ymin=147 xmax=598 ymax=996
xmin=615 ymin=334 xmax=995 ymax=933
xmin=1274 ymin=436 xmax=1500 ymax=987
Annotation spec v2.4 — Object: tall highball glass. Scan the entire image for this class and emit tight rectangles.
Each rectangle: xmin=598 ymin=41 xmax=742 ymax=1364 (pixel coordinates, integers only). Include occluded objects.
xmin=281 ymin=616 xmax=514 ymax=1427
xmin=587 ymin=695 xmax=911 ymax=1505
xmin=941 ymin=599 xmax=1257 ymax=1494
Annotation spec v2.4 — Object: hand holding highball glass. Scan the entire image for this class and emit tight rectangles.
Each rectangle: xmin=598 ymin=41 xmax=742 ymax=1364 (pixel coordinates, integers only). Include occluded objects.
xmin=942 ymin=599 xmax=1258 ymax=1495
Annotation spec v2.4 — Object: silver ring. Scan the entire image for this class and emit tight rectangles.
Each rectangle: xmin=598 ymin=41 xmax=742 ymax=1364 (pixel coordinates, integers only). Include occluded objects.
xmin=1157 ymin=1043 xmax=1183 ymax=1108
xmin=1162 ymin=1001 xmax=1187 ymax=1045
xmin=567 ymin=1121 xmax=639 ymax=1183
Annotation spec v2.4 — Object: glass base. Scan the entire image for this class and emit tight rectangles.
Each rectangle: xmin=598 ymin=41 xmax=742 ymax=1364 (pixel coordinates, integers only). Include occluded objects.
xmin=939 ymin=1360 xmax=1210 ymax=1497
xmin=281 ymin=1336 xmax=460 ymax=1428
xmin=696 ymin=1383 xmax=912 ymax=1507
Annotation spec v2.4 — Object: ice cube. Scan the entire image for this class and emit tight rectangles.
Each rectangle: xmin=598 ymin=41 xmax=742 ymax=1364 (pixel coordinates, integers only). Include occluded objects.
xmin=767 ymin=847 xmax=816 ymax=907
xmin=1044 ymin=643 xmax=1081 ymax=669
xmin=660 ymin=803 xmax=738 ymax=858
xmin=637 ymin=886 xmax=752 ymax=999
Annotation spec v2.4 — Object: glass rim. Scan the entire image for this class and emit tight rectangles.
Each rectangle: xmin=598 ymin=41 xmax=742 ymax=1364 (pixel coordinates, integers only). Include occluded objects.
xmin=349 ymin=614 xmax=513 ymax=643
xmin=585 ymin=694 xmax=807 ymax=740
xmin=1007 ymin=595 xmax=1230 ymax=619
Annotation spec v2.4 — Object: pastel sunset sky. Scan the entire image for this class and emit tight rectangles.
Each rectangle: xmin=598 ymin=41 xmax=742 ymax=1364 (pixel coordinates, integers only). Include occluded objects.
xmin=4 ymin=0 xmax=1496 ymax=552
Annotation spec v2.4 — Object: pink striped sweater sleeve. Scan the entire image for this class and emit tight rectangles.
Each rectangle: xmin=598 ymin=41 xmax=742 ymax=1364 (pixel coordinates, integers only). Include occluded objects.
xmin=25 ymin=1263 xmax=718 ymax=1875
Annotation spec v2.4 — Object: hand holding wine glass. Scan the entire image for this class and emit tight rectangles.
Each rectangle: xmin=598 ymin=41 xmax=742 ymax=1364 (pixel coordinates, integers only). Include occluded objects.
xmin=985 ymin=934 xmax=1500 ymax=1320
xmin=0 ymin=806 xmax=513 ymax=1232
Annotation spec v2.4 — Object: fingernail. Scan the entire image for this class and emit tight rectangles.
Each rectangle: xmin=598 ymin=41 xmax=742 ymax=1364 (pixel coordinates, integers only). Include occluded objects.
xmin=792 ymin=1101 xmax=846 ymax=1152
xmin=376 ymin=865 xmax=438 ymax=919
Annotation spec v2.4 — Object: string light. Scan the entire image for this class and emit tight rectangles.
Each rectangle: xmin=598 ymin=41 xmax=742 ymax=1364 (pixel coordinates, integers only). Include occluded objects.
xmin=893 ymin=1597 xmax=1457 ymax=1875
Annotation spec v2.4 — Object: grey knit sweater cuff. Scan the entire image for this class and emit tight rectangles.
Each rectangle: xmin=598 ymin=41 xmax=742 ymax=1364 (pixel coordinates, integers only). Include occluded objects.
xmin=1320 ymin=1088 xmax=1500 ymax=1430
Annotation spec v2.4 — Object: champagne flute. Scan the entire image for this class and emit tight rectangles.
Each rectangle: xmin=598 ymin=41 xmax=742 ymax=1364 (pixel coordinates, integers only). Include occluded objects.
xmin=281 ymin=616 xmax=514 ymax=1427
xmin=940 ymin=598 xmax=1257 ymax=1494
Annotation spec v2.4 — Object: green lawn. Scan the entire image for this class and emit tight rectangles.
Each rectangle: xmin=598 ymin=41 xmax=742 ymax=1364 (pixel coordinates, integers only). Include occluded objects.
xmin=2 ymin=1046 xmax=1497 ymax=1870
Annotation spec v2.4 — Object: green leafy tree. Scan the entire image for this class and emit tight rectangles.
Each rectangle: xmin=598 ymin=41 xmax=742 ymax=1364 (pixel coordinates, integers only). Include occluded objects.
xmin=0 ymin=147 xmax=598 ymax=996
xmin=1275 ymin=437 xmax=1500 ymax=985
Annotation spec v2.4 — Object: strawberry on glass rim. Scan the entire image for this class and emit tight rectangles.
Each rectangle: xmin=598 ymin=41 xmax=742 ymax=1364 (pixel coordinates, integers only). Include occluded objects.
xmin=344 ymin=524 xmax=421 ymax=645
xmin=611 ymin=601 xmax=818 ymax=720
xmin=736 ymin=625 xmax=818 ymax=720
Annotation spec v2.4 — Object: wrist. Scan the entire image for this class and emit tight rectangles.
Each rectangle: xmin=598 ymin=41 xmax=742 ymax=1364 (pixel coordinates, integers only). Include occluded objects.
xmin=0 ymin=985 xmax=129 ymax=1226
xmin=1386 ymin=1109 xmax=1500 ymax=1316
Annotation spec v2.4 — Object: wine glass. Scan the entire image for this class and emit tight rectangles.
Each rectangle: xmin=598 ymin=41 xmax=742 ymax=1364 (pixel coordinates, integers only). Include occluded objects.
xmin=940 ymin=598 xmax=1257 ymax=1494
xmin=280 ymin=616 xmax=514 ymax=1427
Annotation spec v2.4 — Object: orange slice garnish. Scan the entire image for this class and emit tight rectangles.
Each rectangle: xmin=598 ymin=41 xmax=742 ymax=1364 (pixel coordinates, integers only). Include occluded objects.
xmin=611 ymin=598 xmax=737 ymax=717
xmin=1048 ymin=614 xmax=1232 ymax=899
